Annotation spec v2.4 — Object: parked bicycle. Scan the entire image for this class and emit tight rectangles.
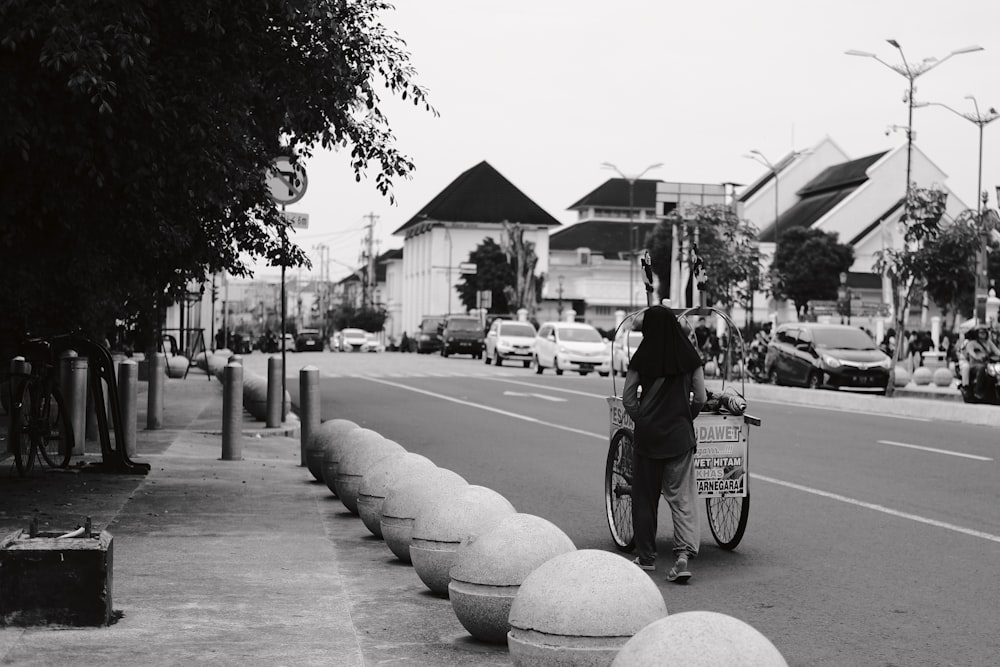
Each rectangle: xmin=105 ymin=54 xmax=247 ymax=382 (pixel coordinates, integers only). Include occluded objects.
xmin=7 ymin=336 xmax=75 ymax=476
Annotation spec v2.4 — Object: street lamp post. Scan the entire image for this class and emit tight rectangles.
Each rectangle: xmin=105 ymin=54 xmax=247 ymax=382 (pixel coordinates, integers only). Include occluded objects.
xmin=744 ymin=150 xmax=781 ymax=262
xmin=845 ymin=41 xmax=983 ymax=219
xmin=557 ymin=275 xmax=564 ymax=318
xmin=600 ymin=162 xmax=663 ymax=309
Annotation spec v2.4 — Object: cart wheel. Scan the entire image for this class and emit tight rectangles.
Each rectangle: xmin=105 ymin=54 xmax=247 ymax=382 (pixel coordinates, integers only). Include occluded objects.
xmin=705 ymin=495 xmax=749 ymax=550
xmin=604 ymin=428 xmax=635 ymax=552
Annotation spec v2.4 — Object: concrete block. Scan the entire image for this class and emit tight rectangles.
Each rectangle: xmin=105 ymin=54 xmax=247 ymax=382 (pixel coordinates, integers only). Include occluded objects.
xmin=612 ymin=611 xmax=788 ymax=666
xmin=357 ymin=452 xmax=436 ymax=537
xmin=932 ymin=367 xmax=954 ymax=387
xmin=381 ymin=468 xmax=468 ymax=562
xmin=165 ymin=355 xmax=189 ymax=378
xmin=912 ymin=366 xmax=933 ymax=386
xmin=333 ymin=439 xmax=406 ymax=515
xmin=508 ymin=549 xmax=667 ymax=666
xmin=409 ymin=486 xmax=516 ymax=597
xmin=894 ymin=365 xmax=911 ymax=387
xmin=307 ymin=418 xmax=359 ymax=484
xmin=321 ymin=426 xmax=382 ymax=494
xmin=0 ymin=528 xmax=113 ymax=627
xmin=449 ymin=513 xmax=576 ymax=643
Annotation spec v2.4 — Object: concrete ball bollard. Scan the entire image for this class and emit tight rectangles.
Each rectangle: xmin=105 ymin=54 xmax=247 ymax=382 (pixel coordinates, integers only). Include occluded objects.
xmin=932 ymin=367 xmax=955 ymax=387
xmin=358 ymin=452 xmax=436 ymax=537
xmin=893 ymin=365 xmax=911 ymax=387
xmin=165 ymin=355 xmax=189 ymax=378
xmin=912 ymin=366 xmax=933 ymax=386
xmin=507 ymin=549 xmax=667 ymax=666
xmin=381 ymin=468 xmax=468 ymax=563
xmin=307 ymin=418 xmax=359 ymax=483
xmin=322 ymin=427 xmax=384 ymax=495
xmin=449 ymin=513 xmax=576 ymax=644
xmin=243 ymin=373 xmax=290 ymax=421
xmin=611 ymin=611 xmax=788 ymax=666
xmin=410 ymin=485 xmax=516 ymax=597
xmin=334 ymin=439 xmax=407 ymax=515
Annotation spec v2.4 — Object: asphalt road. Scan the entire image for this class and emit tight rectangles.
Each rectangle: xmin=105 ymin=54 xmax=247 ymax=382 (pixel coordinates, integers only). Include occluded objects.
xmin=263 ymin=350 xmax=999 ymax=666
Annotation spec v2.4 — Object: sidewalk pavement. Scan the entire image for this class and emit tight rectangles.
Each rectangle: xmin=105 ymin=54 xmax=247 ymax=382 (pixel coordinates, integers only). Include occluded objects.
xmin=0 ymin=376 xmax=508 ymax=666
xmin=1 ymin=371 xmax=998 ymax=666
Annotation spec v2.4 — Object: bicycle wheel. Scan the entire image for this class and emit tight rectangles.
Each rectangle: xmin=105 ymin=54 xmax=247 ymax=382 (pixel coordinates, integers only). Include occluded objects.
xmin=604 ymin=428 xmax=635 ymax=551
xmin=36 ymin=385 xmax=73 ymax=468
xmin=9 ymin=381 xmax=35 ymax=475
xmin=705 ymin=495 xmax=749 ymax=550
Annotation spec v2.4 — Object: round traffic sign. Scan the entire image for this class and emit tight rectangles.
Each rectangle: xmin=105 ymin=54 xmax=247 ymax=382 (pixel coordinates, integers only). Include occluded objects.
xmin=266 ymin=156 xmax=308 ymax=205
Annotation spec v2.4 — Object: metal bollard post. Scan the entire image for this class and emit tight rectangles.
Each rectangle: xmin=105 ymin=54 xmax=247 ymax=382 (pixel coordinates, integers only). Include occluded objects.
xmin=60 ymin=351 xmax=88 ymax=456
xmin=118 ymin=360 xmax=138 ymax=458
xmin=222 ymin=362 xmax=243 ymax=461
xmin=266 ymin=356 xmax=282 ymax=428
xmin=85 ymin=365 xmax=99 ymax=442
xmin=146 ymin=352 xmax=165 ymax=430
xmin=299 ymin=366 xmax=320 ymax=467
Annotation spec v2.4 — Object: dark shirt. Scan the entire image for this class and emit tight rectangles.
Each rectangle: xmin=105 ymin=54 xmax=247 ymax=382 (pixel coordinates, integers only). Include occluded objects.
xmin=622 ymin=366 xmax=706 ymax=459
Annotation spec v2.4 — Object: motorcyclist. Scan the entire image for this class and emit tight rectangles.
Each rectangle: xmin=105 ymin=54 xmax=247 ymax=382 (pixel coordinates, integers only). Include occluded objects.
xmin=963 ymin=326 xmax=1000 ymax=401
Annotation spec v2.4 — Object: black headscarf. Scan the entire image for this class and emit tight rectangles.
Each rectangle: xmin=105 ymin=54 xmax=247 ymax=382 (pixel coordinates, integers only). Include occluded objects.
xmin=628 ymin=305 xmax=703 ymax=378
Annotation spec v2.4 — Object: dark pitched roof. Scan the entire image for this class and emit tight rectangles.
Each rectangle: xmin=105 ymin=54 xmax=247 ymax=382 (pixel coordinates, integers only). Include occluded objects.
xmin=757 ymin=151 xmax=888 ymax=242
xmin=568 ymin=178 xmax=660 ymax=210
xmin=738 ymin=152 xmax=800 ymax=202
xmin=378 ymin=247 xmax=403 ymax=262
xmin=549 ymin=220 xmax=659 ymax=258
xmin=393 ymin=161 xmax=561 ymax=234
xmin=848 ymin=198 xmax=905 ymax=246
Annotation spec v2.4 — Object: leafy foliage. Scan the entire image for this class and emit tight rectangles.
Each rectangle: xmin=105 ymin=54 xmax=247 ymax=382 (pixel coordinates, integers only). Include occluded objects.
xmin=457 ymin=238 xmax=515 ymax=314
xmin=331 ymin=305 xmax=387 ymax=333
xmin=0 ymin=0 xmax=433 ymax=349
xmin=772 ymin=227 xmax=854 ymax=317
xmin=919 ymin=212 xmax=980 ymax=325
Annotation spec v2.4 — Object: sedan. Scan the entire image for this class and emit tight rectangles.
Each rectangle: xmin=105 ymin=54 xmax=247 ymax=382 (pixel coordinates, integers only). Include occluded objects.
xmin=484 ymin=320 xmax=537 ymax=367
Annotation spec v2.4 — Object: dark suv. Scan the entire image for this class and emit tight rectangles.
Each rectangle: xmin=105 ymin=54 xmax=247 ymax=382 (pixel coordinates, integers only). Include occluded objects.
xmin=765 ymin=322 xmax=891 ymax=392
xmin=440 ymin=315 xmax=484 ymax=359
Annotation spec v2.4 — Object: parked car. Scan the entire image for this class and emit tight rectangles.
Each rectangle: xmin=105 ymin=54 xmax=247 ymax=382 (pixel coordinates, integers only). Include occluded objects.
xmin=484 ymin=319 xmax=536 ymax=367
xmin=440 ymin=315 xmax=485 ymax=358
xmin=340 ymin=328 xmax=369 ymax=352
xmin=362 ymin=332 xmax=383 ymax=353
xmin=533 ymin=321 xmax=611 ymax=377
xmin=295 ymin=329 xmax=324 ymax=352
xmin=765 ymin=322 xmax=891 ymax=392
xmin=612 ymin=328 xmax=643 ymax=377
xmin=416 ymin=315 xmax=445 ymax=354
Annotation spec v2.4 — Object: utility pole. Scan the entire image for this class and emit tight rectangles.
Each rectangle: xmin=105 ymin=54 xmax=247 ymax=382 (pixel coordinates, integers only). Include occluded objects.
xmin=362 ymin=212 xmax=378 ymax=308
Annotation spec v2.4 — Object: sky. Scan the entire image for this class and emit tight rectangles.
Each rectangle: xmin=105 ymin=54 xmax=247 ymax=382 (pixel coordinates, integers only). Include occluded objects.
xmin=260 ymin=0 xmax=1000 ymax=282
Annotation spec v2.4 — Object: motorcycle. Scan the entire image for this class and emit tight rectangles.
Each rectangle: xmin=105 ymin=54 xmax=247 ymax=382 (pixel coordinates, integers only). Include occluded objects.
xmin=958 ymin=358 xmax=1000 ymax=404
xmin=746 ymin=339 xmax=769 ymax=383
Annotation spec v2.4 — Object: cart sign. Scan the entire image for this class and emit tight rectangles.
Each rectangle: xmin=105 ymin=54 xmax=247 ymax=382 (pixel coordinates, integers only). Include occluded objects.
xmin=693 ymin=414 xmax=748 ymax=497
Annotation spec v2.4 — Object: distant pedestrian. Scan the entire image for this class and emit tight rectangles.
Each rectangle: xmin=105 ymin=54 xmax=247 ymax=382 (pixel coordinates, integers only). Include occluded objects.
xmin=400 ymin=331 xmax=411 ymax=353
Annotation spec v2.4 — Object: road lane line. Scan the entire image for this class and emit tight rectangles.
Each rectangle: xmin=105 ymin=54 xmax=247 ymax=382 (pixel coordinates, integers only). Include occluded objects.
xmin=361 ymin=377 xmax=604 ymax=440
xmin=502 ymin=390 xmax=566 ymax=402
xmin=752 ymin=473 xmax=1000 ymax=544
xmin=488 ymin=378 xmax=609 ymax=399
xmin=876 ymin=440 xmax=993 ymax=461
xmin=749 ymin=398 xmax=930 ymax=422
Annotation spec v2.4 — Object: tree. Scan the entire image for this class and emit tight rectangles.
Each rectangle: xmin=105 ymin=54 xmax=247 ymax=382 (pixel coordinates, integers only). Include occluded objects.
xmin=0 ymin=0 xmax=434 ymax=350
xmin=646 ymin=205 xmax=763 ymax=312
xmin=331 ymin=305 xmax=387 ymax=333
xmin=501 ymin=222 xmax=542 ymax=313
xmin=457 ymin=238 xmax=515 ymax=314
xmin=919 ymin=212 xmax=980 ymax=328
xmin=771 ymin=227 xmax=854 ymax=318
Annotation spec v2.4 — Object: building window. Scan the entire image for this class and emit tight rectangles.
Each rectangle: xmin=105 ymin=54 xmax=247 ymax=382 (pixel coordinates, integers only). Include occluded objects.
xmin=578 ymin=248 xmax=591 ymax=265
xmin=591 ymin=305 xmax=612 ymax=316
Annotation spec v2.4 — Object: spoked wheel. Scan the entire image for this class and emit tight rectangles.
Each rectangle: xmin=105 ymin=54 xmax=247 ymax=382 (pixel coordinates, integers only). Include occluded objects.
xmin=604 ymin=428 xmax=635 ymax=551
xmin=705 ymin=495 xmax=749 ymax=550
xmin=36 ymin=386 xmax=73 ymax=469
xmin=9 ymin=383 xmax=35 ymax=476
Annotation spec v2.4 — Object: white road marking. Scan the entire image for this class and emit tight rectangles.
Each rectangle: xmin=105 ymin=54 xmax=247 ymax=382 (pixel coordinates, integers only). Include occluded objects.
xmin=750 ymin=398 xmax=930 ymax=422
xmin=361 ymin=377 xmax=603 ymax=439
xmin=752 ymin=473 xmax=1000 ymax=544
xmin=490 ymin=378 xmax=609 ymax=399
xmin=363 ymin=376 xmax=1000 ymax=545
xmin=876 ymin=440 xmax=993 ymax=461
xmin=502 ymin=390 xmax=566 ymax=402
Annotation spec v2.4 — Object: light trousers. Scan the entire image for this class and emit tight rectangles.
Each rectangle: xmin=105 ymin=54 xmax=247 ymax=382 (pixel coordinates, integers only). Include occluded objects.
xmin=632 ymin=447 xmax=699 ymax=563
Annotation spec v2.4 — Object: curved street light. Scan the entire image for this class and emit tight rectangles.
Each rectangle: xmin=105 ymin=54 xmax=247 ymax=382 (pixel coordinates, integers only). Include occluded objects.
xmin=743 ymin=149 xmax=808 ymax=274
xmin=845 ymin=40 xmax=984 ymax=219
xmin=600 ymin=162 xmax=664 ymax=308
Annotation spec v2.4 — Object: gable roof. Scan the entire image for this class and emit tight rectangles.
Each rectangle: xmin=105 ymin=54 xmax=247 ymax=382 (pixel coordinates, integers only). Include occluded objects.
xmin=549 ymin=219 xmax=659 ymax=258
xmin=568 ymin=178 xmax=661 ymax=210
xmin=738 ymin=152 xmax=799 ymax=203
xmin=393 ymin=161 xmax=562 ymax=234
xmin=757 ymin=151 xmax=888 ymax=242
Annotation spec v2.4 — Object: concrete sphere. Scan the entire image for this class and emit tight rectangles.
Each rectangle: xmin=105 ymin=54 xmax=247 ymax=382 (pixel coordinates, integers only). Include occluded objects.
xmin=611 ymin=612 xmax=788 ymax=667
xmin=358 ymin=452 xmax=436 ymax=537
xmin=242 ymin=372 xmax=291 ymax=422
xmin=306 ymin=419 xmax=358 ymax=484
xmin=449 ymin=513 xmax=576 ymax=644
xmin=165 ymin=355 xmax=189 ymax=378
xmin=334 ymin=439 xmax=406 ymax=514
xmin=410 ymin=485 xmax=516 ymax=597
xmin=320 ymin=426 xmax=380 ymax=492
xmin=912 ymin=366 xmax=933 ymax=386
xmin=507 ymin=549 xmax=667 ymax=666
xmin=381 ymin=468 xmax=469 ymax=562
xmin=932 ymin=367 xmax=955 ymax=387
xmin=893 ymin=365 xmax=911 ymax=387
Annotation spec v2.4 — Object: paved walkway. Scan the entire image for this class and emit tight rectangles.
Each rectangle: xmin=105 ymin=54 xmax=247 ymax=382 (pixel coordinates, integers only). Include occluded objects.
xmin=1 ymin=368 xmax=997 ymax=666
